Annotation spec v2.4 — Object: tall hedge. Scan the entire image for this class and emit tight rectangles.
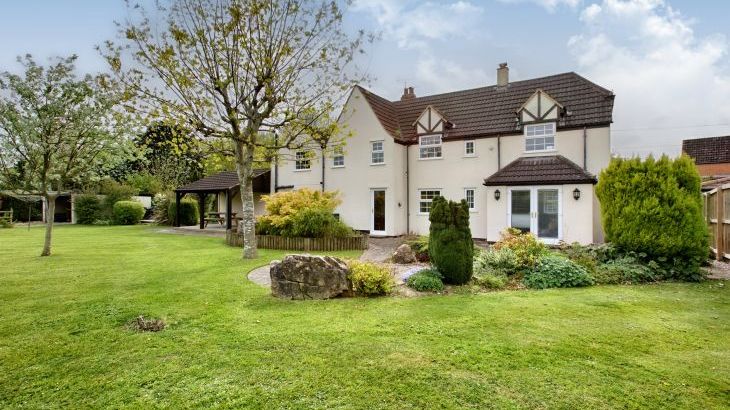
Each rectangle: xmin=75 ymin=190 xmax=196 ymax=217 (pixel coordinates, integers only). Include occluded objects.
xmin=596 ymin=155 xmax=708 ymax=280
xmin=113 ymin=201 xmax=145 ymax=225
xmin=74 ymin=194 xmax=102 ymax=224
xmin=428 ymin=196 xmax=473 ymax=284
xmin=167 ymin=198 xmax=199 ymax=226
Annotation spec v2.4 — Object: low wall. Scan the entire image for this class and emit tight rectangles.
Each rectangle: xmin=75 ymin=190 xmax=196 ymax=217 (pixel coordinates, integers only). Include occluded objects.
xmin=226 ymin=230 xmax=368 ymax=251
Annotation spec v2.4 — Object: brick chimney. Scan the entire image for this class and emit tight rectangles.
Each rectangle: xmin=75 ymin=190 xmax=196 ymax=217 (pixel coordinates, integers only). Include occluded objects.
xmin=400 ymin=86 xmax=416 ymax=101
xmin=497 ymin=63 xmax=509 ymax=87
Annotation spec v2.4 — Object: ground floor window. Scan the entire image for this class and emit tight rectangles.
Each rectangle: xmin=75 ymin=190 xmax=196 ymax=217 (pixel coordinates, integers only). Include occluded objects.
xmin=295 ymin=151 xmax=310 ymax=170
xmin=419 ymin=189 xmax=441 ymax=214
xmin=464 ymin=188 xmax=475 ymax=211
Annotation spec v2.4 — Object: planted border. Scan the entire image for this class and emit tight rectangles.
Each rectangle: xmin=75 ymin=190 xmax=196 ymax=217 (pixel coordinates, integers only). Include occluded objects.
xmin=226 ymin=230 xmax=368 ymax=251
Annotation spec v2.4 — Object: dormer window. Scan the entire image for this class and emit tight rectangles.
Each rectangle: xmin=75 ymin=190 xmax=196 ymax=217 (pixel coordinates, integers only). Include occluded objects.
xmin=525 ymin=123 xmax=556 ymax=152
xmin=419 ymin=134 xmax=442 ymax=159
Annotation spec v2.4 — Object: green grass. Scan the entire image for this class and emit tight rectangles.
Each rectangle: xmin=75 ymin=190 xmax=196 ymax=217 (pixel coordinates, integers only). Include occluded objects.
xmin=0 ymin=225 xmax=728 ymax=409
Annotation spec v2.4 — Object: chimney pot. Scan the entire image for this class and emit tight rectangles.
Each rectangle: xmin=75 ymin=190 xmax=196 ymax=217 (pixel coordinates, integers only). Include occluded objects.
xmin=401 ymin=86 xmax=416 ymax=100
xmin=497 ymin=62 xmax=509 ymax=87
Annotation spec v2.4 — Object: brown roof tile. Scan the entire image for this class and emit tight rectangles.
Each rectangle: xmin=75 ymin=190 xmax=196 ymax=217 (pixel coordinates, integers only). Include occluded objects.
xmin=483 ymin=155 xmax=597 ymax=186
xmin=357 ymin=72 xmax=614 ymax=144
xmin=176 ymin=169 xmax=270 ymax=193
xmin=682 ymin=136 xmax=730 ymax=165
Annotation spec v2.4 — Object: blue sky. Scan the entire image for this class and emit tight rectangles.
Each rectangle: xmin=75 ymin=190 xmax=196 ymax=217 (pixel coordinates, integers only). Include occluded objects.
xmin=1 ymin=0 xmax=729 ymax=156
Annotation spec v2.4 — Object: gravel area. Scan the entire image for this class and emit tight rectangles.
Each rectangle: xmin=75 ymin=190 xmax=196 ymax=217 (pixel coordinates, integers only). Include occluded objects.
xmin=705 ymin=260 xmax=730 ymax=280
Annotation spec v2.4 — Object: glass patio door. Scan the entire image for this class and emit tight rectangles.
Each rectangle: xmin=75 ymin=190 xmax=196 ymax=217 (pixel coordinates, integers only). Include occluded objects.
xmin=509 ymin=187 xmax=561 ymax=243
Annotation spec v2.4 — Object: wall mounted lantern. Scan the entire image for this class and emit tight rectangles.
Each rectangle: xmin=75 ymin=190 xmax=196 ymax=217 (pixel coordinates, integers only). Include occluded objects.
xmin=494 ymin=189 xmax=501 ymax=201
xmin=573 ymin=188 xmax=581 ymax=200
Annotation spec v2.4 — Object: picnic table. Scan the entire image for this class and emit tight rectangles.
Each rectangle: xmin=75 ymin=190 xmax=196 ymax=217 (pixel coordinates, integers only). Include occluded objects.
xmin=204 ymin=211 xmax=237 ymax=228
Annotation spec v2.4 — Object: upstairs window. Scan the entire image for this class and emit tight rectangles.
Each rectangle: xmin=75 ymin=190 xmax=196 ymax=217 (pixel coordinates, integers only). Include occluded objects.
xmin=464 ymin=188 xmax=475 ymax=211
xmin=419 ymin=134 xmax=442 ymax=159
xmin=371 ymin=140 xmax=384 ymax=164
xmin=295 ymin=151 xmax=310 ymax=171
xmin=525 ymin=123 xmax=556 ymax=152
xmin=464 ymin=140 xmax=475 ymax=157
xmin=419 ymin=189 xmax=441 ymax=214
xmin=333 ymin=147 xmax=344 ymax=167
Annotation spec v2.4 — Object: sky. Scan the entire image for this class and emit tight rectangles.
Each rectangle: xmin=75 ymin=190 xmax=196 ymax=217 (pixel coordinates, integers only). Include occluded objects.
xmin=1 ymin=0 xmax=729 ymax=156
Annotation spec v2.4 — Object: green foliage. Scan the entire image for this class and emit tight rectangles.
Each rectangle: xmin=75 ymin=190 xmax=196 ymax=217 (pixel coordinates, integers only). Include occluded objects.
xmin=429 ymin=197 xmax=473 ymax=285
xmin=348 ymin=261 xmax=394 ymax=296
xmin=167 ymin=198 xmax=199 ymax=226
xmin=472 ymin=270 xmax=509 ymax=290
xmin=151 ymin=193 xmax=171 ymax=225
xmin=100 ymin=180 xmax=138 ymax=218
xmin=257 ymin=189 xmax=354 ymax=238
xmin=406 ymin=235 xmax=430 ymax=262
xmin=523 ymin=255 xmax=594 ymax=289
xmin=125 ymin=172 xmax=163 ymax=196
xmin=473 ymin=248 xmax=520 ymax=276
xmin=0 ymin=218 xmax=13 ymax=228
xmin=406 ymin=269 xmax=444 ymax=292
xmin=74 ymin=194 xmax=102 ymax=225
xmin=493 ymin=228 xmax=548 ymax=271
xmin=593 ymin=256 xmax=658 ymax=285
xmin=112 ymin=201 xmax=145 ymax=225
xmin=0 ymin=195 xmax=42 ymax=222
xmin=596 ymin=155 xmax=708 ymax=280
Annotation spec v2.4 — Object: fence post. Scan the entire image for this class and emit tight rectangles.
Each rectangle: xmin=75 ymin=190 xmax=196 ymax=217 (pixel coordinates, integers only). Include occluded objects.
xmin=717 ymin=188 xmax=724 ymax=261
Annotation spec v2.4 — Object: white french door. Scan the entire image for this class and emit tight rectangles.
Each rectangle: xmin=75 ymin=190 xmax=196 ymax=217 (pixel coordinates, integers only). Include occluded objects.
xmin=508 ymin=186 xmax=562 ymax=244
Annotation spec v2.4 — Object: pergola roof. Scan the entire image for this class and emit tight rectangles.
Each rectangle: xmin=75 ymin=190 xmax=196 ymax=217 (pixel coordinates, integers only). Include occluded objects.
xmin=175 ymin=169 xmax=270 ymax=193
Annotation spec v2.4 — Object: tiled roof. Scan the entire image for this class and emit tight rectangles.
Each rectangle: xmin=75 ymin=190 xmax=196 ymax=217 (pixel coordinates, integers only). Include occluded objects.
xmin=682 ymin=136 xmax=730 ymax=165
xmin=176 ymin=169 xmax=270 ymax=193
xmin=356 ymin=72 xmax=614 ymax=144
xmin=483 ymin=155 xmax=597 ymax=186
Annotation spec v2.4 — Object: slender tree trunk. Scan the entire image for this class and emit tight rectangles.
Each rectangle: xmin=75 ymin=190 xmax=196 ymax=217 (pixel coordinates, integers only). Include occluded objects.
xmin=41 ymin=192 xmax=57 ymax=257
xmin=235 ymin=142 xmax=258 ymax=259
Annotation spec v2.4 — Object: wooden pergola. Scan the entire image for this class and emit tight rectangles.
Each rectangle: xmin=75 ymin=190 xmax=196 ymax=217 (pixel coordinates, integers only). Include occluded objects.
xmin=174 ymin=170 xmax=271 ymax=230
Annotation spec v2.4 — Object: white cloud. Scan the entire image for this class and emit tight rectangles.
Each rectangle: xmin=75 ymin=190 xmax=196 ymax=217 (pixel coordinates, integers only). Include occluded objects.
xmin=352 ymin=0 xmax=487 ymax=94
xmin=568 ymin=0 xmax=730 ymax=156
xmin=498 ymin=0 xmax=581 ymax=12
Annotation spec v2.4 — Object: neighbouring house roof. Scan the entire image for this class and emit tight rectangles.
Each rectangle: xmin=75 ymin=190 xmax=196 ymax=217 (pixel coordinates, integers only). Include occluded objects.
xmin=682 ymin=136 xmax=730 ymax=165
xmin=355 ymin=72 xmax=614 ymax=144
xmin=176 ymin=169 xmax=270 ymax=193
xmin=483 ymin=155 xmax=597 ymax=186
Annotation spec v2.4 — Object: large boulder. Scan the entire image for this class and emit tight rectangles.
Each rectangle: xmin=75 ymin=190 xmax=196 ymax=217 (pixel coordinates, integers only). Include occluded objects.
xmin=392 ymin=243 xmax=417 ymax=264
xmin=269 ymin=254 xmax=352 ymax=299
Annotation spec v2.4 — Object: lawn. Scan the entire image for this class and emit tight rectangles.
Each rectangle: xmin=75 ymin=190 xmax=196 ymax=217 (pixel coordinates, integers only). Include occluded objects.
xmin=0 ymin=225 xmax=728 ymax=409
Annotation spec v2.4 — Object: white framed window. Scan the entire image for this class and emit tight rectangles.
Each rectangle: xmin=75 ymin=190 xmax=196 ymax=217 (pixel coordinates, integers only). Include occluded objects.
xmin=419 ymin=134 xmax=442 ymax=159
xmin=419 ymin=189 xmax=441 ymax=214
xmin=464 ymin=140 xmax=475 ymax=157
xmin=464 ymin=188 xmax=476 ymax=211
xmin=371 ymin=140 xmax=384 ymax=164
xmin=525 ymin=123 xmax=556 ymax=152
xmin=295 ymin=150 xmax=310 ymax=171
xmin=332 ymin=147 xmax=344 ymax=168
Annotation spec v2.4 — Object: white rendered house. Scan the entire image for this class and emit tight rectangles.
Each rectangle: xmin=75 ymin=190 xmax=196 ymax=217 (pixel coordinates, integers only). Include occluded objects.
xmin=274 ymin=64 xmax=615 ymax=244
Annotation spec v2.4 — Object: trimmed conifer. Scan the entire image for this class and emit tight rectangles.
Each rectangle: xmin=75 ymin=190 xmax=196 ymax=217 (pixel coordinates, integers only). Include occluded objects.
xmin=428 ymin=196 xmax=474 ymax=284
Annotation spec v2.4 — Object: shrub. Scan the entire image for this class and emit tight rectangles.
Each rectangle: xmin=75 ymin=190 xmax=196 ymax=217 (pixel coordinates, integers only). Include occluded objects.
xmin=492 ymin=228 xmax=548 ymax=270
xmin=429 ymin=196 xmax=473 ymax=285
xmin=257 ymin=188 xmax=354 ymax=238
xmin=126 ymin=172 xmax=163 ymax=196
xmin=167 ymin=198 xmax=199 ymax=226
xmin=348 ymin=261 xmax=394 ymax=296
xmin=406 ymin=268 xmax=444 ymax=292
xmin=596 ymin=155 xmax=708 ymax=280
xmin=112 ymin=201 xmax=145 ymax=225
xmin=152 ymin=193 xmax=171 ymax=225
xmin=74 ymin=194 xmax=102 ymax=224
xmin=523 ymin=254 xmax=594 ymax=289
xmin=0 ymin=219 xmax=13 ymax=229
xmin=100 ymin=181 xmax=139 ymax=218
xmin=472 ymin=271 xmax=508 ymax=289
xmin=473 ymin=248 xmax=520 ymax=276
xmin=593 ymin=256 xmax=658 ymax=284
xmin=406 ymin=235 xmax=430 ymax=262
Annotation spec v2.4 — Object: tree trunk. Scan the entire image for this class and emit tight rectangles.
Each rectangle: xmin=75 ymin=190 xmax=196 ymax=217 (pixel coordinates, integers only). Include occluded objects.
xmin=41 ymin=193 xmax=57 ymax=257
xmin=235 ymin=142 xmax=258 ymax=259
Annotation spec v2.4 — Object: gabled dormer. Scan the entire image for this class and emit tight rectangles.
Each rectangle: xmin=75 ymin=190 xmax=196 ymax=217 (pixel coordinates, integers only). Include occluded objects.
xmin=517 ymin=89 xmax=563 ymax=124
xmin=413 ymin=105 xmax=451 ymax=135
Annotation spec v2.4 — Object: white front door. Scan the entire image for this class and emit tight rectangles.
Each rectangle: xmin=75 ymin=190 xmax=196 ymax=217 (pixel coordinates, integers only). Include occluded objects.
xmin=508 ymin=186 xmax=562 ymax=244
xmin=371 ymin=189 xmax=386 ymax=236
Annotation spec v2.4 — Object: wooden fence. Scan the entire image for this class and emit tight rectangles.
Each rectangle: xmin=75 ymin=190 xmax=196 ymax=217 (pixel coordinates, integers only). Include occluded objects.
xmin=704 ymin=184 xmax=730 ymax=260
xmin=226 ymin=230 xmax=369 ymax=251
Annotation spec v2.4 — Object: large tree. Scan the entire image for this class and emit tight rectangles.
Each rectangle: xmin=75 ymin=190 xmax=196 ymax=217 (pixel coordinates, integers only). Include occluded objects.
xmin=103 ymin=0 xmax=368 ymax=258
xmin=0 ymin=55 xmax=127 ymax=256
